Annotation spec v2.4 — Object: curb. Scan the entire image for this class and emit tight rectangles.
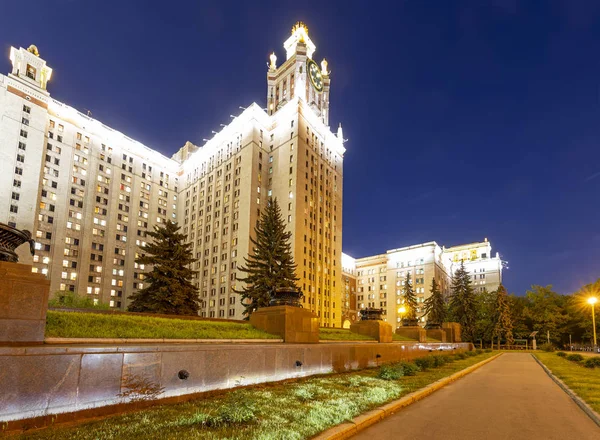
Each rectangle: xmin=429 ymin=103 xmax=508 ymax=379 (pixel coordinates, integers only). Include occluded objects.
xmin=531 ymin=354 xmax=600 ymax=428
xmin=314 ymin=352 xmax=503 ymax=440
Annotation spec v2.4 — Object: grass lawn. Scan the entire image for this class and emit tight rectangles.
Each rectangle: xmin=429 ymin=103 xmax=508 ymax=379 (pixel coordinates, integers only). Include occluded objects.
xmin=535 ymin=352 xmax=600 ymax=413
xmin=18 ymin=351 xmax=494 ymax=440
xmin=392 ymin=333 xmax=417 ymax=341
xmin=319 ymin=328 xmax=375 ymax=341
xmin=45 ymin=311 xmax=279 ymax=340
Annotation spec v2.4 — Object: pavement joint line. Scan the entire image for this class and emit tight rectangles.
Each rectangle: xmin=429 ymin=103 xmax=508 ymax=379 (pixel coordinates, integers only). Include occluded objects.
xmin=313 ymin=352 xmax=503 ymax=440
xmin=531 ymin=354 xmax=600 ymax=428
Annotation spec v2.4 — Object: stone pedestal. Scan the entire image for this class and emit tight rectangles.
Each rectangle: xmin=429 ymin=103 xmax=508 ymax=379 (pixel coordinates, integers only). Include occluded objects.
xmin=395 ymin=326 xmax=426 ymax=342
xmin=350 ymin=320 xmax=393 ymax=343
xmin=249 ymin=306 xmax=319 ymax=343
xmin=0 ymin=262 xmax=50 ymax=344
xmin=442 ymin=322 xmax=462 ymax=343
xmin=426 ymin=329 xmax=447 ymax=342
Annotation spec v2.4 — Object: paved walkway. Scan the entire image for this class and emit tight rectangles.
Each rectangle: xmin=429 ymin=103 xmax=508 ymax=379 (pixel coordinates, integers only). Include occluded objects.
xmin=352 ymin=353 xmax=600 ymax=440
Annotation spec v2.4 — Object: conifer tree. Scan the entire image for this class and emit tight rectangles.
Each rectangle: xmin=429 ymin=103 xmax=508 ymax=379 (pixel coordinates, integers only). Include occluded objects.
xmin=403 ymin=272 xmax=418 ymax=325
xmin=493 ymin=284 xmax=515 ymax=346
xmin=235 ymin=198 xmax=300 ymax=318
xmin=128 ymin=221 xmax=199 ymax=315
xmin=423 ymin=278 xmax=446 ymax=327
xmin=449 ymin=261 xmax=477 ymax=342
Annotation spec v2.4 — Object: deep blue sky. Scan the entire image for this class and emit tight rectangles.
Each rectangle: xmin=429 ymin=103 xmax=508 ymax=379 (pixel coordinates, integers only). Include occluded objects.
xmin=2 ymin=1 xmax=599 ymax=296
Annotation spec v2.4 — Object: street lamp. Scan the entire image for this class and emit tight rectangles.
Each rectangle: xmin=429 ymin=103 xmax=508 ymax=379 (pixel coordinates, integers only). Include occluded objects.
xmin=588 ymin=297 xmax=598 ymax=349
xmin=398 ymin=306 xmax=406 ymax=326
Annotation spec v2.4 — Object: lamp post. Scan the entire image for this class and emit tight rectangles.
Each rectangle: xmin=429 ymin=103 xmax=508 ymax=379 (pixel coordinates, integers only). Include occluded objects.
xmin=398 ymin=305 xmax=406 ymax=327
xmin=588 ymin=297 xmax=598 ymax=350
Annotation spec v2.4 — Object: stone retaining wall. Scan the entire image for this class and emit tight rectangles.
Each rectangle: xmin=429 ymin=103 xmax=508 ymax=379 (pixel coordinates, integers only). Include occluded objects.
xmin=0 ymin=341 xmax=471 ymax=427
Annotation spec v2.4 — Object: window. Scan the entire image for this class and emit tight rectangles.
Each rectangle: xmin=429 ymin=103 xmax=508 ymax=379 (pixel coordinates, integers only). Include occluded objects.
xmin=23 ymin=105 xmax=31 ymax=114
xmin=26 ymin=64 xmax=36 ymax=80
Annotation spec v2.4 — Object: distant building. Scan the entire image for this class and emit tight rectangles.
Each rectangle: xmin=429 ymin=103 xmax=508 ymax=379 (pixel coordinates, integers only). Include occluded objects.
xmin=343 ymin=239 xmax=503 ymax=328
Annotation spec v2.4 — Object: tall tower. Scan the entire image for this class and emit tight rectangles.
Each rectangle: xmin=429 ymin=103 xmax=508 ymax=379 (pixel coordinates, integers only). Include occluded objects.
xmin=267 ymin=22 xmax=331 ymax=126
xmin=0 ymin=45 xmax=52 ymax=263
xmin=263 ymin=23 xmax=344 ymax=326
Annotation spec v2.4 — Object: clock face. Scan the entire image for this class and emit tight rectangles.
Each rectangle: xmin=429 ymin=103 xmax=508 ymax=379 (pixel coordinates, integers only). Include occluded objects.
xmin=307 ymin=59 xmax=323 ymax=92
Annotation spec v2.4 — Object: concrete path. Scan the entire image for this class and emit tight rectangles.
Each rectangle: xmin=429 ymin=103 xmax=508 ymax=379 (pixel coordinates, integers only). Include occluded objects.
xmin=352 ymin=353 xmax=600 ymax=440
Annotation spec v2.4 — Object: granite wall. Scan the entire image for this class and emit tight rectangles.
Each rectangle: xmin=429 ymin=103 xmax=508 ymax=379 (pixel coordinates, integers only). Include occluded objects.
xmin=0 ymin=341 xmax=472 ymax=427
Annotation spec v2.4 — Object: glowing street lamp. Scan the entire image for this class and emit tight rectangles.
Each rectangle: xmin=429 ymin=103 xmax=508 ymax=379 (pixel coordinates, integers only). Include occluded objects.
xmin=588 ymin=297 xmax=598 ymax=349
xmin=398 ymin=306 xmax=406 ymax=324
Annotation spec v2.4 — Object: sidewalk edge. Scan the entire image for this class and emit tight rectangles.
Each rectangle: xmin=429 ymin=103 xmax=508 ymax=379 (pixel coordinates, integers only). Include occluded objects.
xmin=531 ymin=354 xmax=600 ymax=428
xmin=313 ymin=352 xmax=503 ymax=440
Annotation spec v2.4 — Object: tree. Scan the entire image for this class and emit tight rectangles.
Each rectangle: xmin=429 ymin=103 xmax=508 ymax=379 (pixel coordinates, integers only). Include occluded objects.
xmin=449 ymin=261 xmax=477 ymax=342
xmin=423 ymin=278 xmax=446 ymax=327
xmin=235 ymin=198 xmax=300 ymax=318
xmin=523 ymin=285 xmax=569 ymax=345
xmin=474 ymin=288 xmax=496 ymax=344
xmin=493 ymin=284 xmax=514 ymax=346
xmin=128 ymin=221 xmax=199 ymax=315
xmin=402 ymin=272 xmax=418 ymax=325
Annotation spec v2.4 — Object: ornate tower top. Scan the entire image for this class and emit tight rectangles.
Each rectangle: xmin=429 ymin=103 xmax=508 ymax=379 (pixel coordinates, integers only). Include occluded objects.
xmin=27 ymin=45 xmax=40 ymax=57
xmin=284 ymin=21 xmax=315 ymax=60
xmin=9 ymin=45 xmax=52 ymax=90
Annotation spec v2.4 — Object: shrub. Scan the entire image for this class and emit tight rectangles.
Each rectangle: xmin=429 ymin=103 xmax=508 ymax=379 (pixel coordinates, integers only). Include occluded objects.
xmin=556 ymin=351 xmax=567 ymax=358
xmin=475 ymin=349 xmax=483 ymax=355
xmin=48 ymin=291 xmax=110 ymax=310
xmin=566 ymin=354 xmax=584 ymax=362
xmin=455 ymin=352 xmax=467 ymax=360
xmin=432 ymin=356 xmax=448 ymax=367
xmin=293 ymin=386 xmax=315 ymax=401
xmin=202 ymin=393 xmax=257 ymax=427
xmin=583 ymin=357 xmax=600 ymax=368
xmin=378 ymin=364 xmax=404 ymax=381
xmin=540 ymin=343 xmax=555 ymax=352
xmin=465 ymin=350 xmax=477 ymax=357
xmin=484 ymin=348 xmax=492 ymax=353
xmin=399 ymin=361 xmax=420 ymax=376
xmin=414 ymin=356 xmax=435 ymax=370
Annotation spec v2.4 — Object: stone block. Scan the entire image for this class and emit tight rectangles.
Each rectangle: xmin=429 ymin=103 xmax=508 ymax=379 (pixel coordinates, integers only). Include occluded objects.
xmin=78 ymin=353 xmax=124 ymax=406
xmin=350 ymin=320 xmax=393 ymax=343
xmin=395 ymin=326 xmax=426 ymax=343
xmin=249 ymin=306 xmax=319 ymax=343
xmin=442 ymin=322 xmax=462 ymax=342
xmin=0 ymin=262 xmax=50 ymax=344
xmin=426 ymin=329 xmax=446 ymax=342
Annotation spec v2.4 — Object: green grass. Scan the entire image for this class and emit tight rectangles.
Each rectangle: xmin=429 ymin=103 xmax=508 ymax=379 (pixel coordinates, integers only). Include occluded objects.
xmin=392 ymin=333 xmax=417 ymax=341
xmin=319 ymin=328 xmax=375 ymax=341
xmin=535 ymin=352 xmax=600 ymax=413
xmin=18 ymin=351 xmax=494 ymax=440
xmin=45 ymin=311 xmax=279 ymax=340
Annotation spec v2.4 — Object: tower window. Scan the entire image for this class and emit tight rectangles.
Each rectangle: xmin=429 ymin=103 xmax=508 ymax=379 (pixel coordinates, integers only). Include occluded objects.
xmin=26 ymin=64 xmax=36 ymax=80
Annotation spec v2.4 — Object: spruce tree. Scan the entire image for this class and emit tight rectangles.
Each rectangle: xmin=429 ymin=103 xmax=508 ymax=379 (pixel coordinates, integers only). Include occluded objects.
xmin=449 ymin=261 xmax=477 ymax=342
xmin=128 ymin=221 xmax=199 ymax=315
xmin=403 ymin=272 xmax=418 ymax=325
xmin=235 ymin=198 xmax=300 ymax=318
xmin=493 ymin=284 xmax=515 ymax=346
xmin=423 ymin=278 xmax=446 ymax=327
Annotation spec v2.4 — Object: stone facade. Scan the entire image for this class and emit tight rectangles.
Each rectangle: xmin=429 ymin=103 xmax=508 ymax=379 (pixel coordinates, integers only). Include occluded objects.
xmin=0 ymin=262 xmax=50 ymax=344
xmin=0 ymin=341 xmax=473 ymax=427
xmin=249 ymin=306 xmax=319 ymax=343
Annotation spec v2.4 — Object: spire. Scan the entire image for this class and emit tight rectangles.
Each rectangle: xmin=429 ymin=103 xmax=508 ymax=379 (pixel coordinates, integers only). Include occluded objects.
xmin=337 ymin=123 xmax=343 ymax=140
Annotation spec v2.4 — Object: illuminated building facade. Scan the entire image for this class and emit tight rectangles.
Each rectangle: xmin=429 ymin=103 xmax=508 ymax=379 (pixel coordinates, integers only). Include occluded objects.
xmin=343 ymin=239 xmax=503 ymax=329
xmin=0 ymin=24 xmax=345 ymax=326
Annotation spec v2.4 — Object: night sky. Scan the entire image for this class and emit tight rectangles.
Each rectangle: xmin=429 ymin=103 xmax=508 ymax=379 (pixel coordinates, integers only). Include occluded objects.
xmin=2 ymin=1 xmax=599 ymax=296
